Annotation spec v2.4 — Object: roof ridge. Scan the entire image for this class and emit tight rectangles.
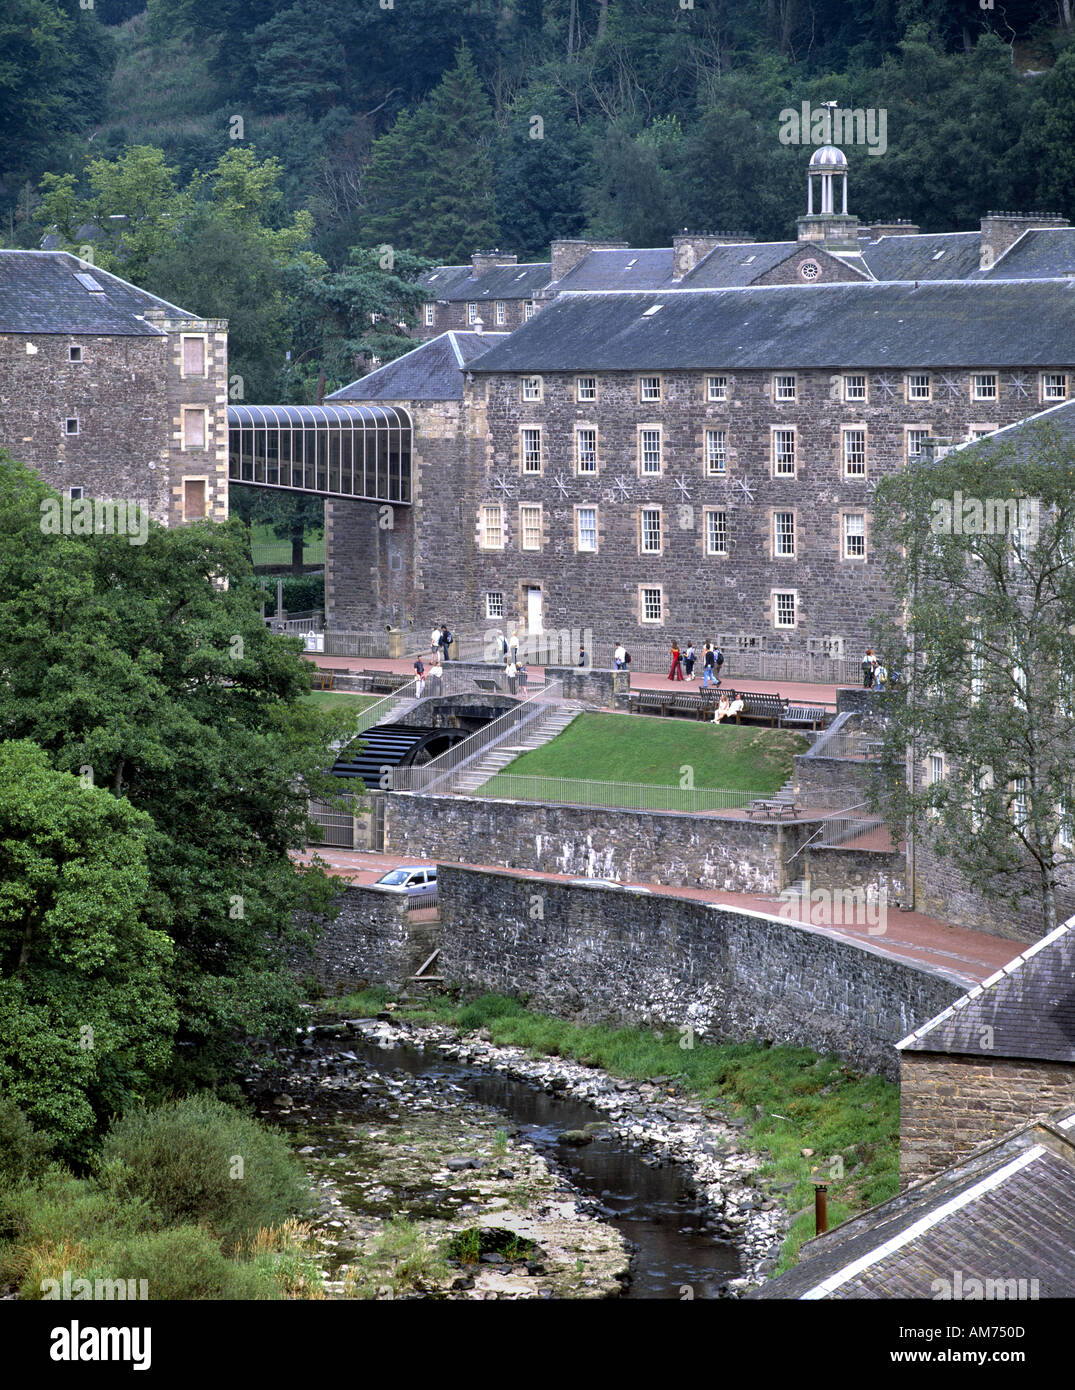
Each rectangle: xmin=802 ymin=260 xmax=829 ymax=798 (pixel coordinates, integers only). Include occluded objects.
xmin=895 ymin=913 xmax=1075 ymax=1051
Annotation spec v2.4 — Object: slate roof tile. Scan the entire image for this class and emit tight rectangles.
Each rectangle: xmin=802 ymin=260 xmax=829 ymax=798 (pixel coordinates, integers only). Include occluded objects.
xmin=0 ymin=250 xmax=197 ymax=334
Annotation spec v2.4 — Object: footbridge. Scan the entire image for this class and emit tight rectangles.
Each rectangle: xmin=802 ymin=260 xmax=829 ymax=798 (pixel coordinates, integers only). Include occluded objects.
xmin=227 ymin=404 xmax=411 ymax=502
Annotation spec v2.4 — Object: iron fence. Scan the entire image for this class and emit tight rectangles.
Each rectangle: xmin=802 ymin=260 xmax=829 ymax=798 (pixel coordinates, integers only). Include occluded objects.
xmin=307 ymin=794 xmax=359 ymax=847
xmin=472 ymin=774 xmax=771 ymax=813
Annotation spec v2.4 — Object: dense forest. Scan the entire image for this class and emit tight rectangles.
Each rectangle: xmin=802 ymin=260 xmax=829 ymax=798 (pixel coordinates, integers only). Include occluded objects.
xmin=7 ymin=0 xmax=1075 ymax=397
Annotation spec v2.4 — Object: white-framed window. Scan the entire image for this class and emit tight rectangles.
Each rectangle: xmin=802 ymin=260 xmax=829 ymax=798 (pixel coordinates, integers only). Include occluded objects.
xmin=843 ymin=374 xmax=867 ymax=402
xmin=576 ymin=506 xmax=597 ymax=553
xmin=843 ymin=512 xmax=866 ymax=558
xmin=69 ymin=485 xmax=84 ymax=500
xmin=485 ymin=591 xmax=504 ymax=619
xmin=521 ymin=426 xmax=542 ymax=473
xmin=495 ymin=301 xmax=506 ymax=326
xmin=705 ymin=428 xmax=727 ymax=476
xmin=1042 ymin=372 xmax=1068 ymax=402
xmin=907 ymin=427 xmax=931 ymax=460
xmin=64 ymin=416 xmax=79 ymax=435
xmin=424 ymin=303 xmax=436 ymax=326
xmin=1058 ymin=800 xmax=1074 ymax=851
xmin=640 ymin=585 xmax=663 ymax=623
xmin=480 ymin=504 xmax=504 ymax=549
xmin=639 ymin=375 xmax=661 ymax=402
xmin=520 ymin=503 xmax=542 ymax=551
xmin=968 ymin=425 xmax=997 ymax=441
xmin=182 ymin=476 xmax=207 ymax=520
xmin=1012 ymin=776 xmax=1029 ymax=828
xmin=524 ymin=300 xmax=536 ymax=320
xmin=970 ymin=625 xmax=985 ymax=704
xmin=929 ymin=753 xmax=945 ymax=787
xmin=706 ymin=375 xmax=728 ymax=402
xmin=576 ymin=427 xmax=597 ymax=474
xmin=182 ymin=407 xmax=207 ymax=449
xmin=521 ymin=376 xmax=542 ymax=402
xmin=773 ymin=373 xmax=797 ymax=402
xmin=577 ymin=376 xmax=597 ymax=402
xmin=906 ymin=373 xmax=932 ymax=402
xmin=639 ymin=427 xmax=662 ymax=475
xmin=773 ymin=510 xmax=796 ymax=557
xmin=773 ymin=427 xmax=796 ymax=475
xmin=973 ymin=372 xmax=997 ymax=401
xmin=773 ymin=591 xmax=797 ymax=629
xmin=843 ymin=427 xmax=866 ymax=476
xmin=970 ymin=769 xmax=991 ymax=832
xmin=181 ymin=334 xmax=207 ymax=377
xmin=1013 ymin=659 xmax=1028 ymax=711
xmin=69 ymin=344 xmax=84 ymax=363
xmin=640 ymin=507 xmax=662 ymax=554
xmin=467 ymin=302 xmax=478 ymax=324
xmin=705 ymin=509 xmax=728 ymax=555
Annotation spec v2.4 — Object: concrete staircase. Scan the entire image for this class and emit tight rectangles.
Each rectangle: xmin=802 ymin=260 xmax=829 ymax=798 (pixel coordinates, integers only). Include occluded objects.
xmin=379 ymin=696 xmax=420 ymax=724
xmin=451 ymin=704 xmax=582 ymax=794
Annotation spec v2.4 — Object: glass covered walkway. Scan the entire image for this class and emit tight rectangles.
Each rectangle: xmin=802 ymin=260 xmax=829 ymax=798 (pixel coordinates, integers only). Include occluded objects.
xmin=227 ymin=404 xmax=412 ymax=502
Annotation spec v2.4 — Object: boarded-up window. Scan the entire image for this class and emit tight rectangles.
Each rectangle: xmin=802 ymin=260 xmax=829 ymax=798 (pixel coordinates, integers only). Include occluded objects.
xmin=182 ymin=337 xmax=206 ymax=376
xmin=183 ymin=479 xmax=206 ymax=520
xmin=183 ymin=408 xmax=206 ymax=448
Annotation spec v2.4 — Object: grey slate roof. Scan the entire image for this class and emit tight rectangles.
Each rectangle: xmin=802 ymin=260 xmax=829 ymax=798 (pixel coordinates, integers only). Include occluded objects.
xmin=466 ymin=281 xmax=1075 ymax=373
xmin=751 ymin=1107 xmax=1075 ymax=1298
xmin=418 ymin=261 xmax=552 ymax=302
xmin=860 ymin=231 xmax=983 ymax=281
xmin=680 ymin=241 xmax=800 ymax=287
xmin=552 ymin=248 xmax=676 ymax=293
xmin=897 ymin=915 xmax=1075 ymax=1062
xmin=327 ymin=331 xmax=509 ymax=402
xmin=0 ymin=249 xmax=195 ymax=334
xmin=982 ymin=227 xmax=1075 ymax=280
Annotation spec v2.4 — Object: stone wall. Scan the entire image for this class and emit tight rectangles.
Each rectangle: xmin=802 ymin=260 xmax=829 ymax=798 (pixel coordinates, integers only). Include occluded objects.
xmin=899 ymin=1052 xmax=1075 ymax=1185
xmin=545 ymin=665 xmax=629 ymax=707
xmin=435 ymin=867 xmax=963 ymax=1078
xmin=291 ymin=885 xmax=437 ymax=993
xmin=386 ymin=791 xmax=812 ymax=892
xmin=911 ymin=836 xmax=1075 ymax=944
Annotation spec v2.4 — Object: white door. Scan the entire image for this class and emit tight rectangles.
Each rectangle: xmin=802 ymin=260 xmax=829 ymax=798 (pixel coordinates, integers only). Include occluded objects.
xmin=526 ymin=586 xmax=543 ymax=635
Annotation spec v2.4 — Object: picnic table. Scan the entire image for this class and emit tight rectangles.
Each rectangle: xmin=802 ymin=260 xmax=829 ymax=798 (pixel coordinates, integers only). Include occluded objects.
xmin=861 ymin=739 xmax=885 ymax=759
xmin=746 ymin=797 xmax=801 ymax=820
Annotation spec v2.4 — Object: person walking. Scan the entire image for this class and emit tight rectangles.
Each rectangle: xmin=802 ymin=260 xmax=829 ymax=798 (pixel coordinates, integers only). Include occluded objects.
xmin=505 ymin=658 xmax=518 ymax=695
xmin=440 ymin=624 xmax=453 ymax=661
xmin=701 ymin=642 xmax=716 ymax=688
xmin=684 ymin=642 xmax=697 ymax=680
xmin=713 ymin=645 xmax=725 ymax=687
xmin=614 ymin=642 xmax=626 ymax=670
xmin=508 ymin=629 xmax=520 ymax=664
xmin=430 ymin=624 xmax=441 ymax=657
xmin=862 ymin=648 xmax=875 ymax=689
xmin=428 ymin=656 xmax=443 ymax=696
xmin=413 ymin=656 xmax=425 ymax=699
xmin=668 ymin=642 xmax=685 ymax=681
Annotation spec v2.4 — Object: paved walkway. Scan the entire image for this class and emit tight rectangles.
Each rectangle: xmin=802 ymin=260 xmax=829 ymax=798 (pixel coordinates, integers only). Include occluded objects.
xmin=295 ymin=847 xmax=1023 ymax=987
xmin=303 ymin=651 xmax=844 ymax=711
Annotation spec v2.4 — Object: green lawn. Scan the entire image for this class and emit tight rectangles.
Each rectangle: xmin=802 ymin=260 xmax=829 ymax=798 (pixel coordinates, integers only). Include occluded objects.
xmin=300 ymin=691 xmax=380 ymax=713
xmin=483 ymin=712 xmax=806 ymax=804
xmin=250 ymin=522 xmax=325 ymax=567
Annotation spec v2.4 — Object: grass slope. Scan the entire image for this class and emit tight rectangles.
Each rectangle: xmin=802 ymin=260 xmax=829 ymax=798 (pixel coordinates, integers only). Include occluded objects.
xmin=300 ymin=691 xmax=379 ymax=713
xmin=489 ymin=712 xmax=806 ymax=795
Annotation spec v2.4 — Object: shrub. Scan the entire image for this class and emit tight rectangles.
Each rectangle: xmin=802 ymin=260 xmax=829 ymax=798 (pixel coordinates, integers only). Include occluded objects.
xmin=107 ymin=1224 xmax=237 ymax=1300
xmin=0 ymin=1100 xmax=52 ymax=1186
xmin=99 ymin=1096 xmax=312 ymax=1252
xmin=454 ymin=993 xmax=527 ymax=1031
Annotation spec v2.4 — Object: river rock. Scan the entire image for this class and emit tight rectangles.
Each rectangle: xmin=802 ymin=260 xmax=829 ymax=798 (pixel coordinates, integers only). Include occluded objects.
xmin=558 ymin=1130 xmax=593 ymax=1147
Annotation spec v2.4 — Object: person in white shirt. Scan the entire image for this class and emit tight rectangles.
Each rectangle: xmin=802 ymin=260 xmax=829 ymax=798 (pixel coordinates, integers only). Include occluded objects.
xmin=430 ymin=625 xmax=441 ymax=656
xmin=505 ymin=659 xmax=518 ymax=694
xmin=614 ymin=643 xmax=626 ymax=669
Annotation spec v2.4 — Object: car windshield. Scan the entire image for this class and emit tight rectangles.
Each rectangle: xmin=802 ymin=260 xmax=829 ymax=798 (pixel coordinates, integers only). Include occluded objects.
xmin=379 ymin=869 xmax=411 ymax=885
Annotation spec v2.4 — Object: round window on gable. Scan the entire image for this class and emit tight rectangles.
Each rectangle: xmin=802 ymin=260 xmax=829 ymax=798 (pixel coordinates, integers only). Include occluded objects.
xmin=799 ymin=259 xmax=822 ymax=281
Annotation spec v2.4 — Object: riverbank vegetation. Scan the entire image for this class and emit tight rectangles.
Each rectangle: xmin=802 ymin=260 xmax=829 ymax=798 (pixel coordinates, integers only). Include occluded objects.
xmin=320 ymin=989 xmax=899 ymax=1275
xmin=0 ymin=1097 xmax=322 ymax=1299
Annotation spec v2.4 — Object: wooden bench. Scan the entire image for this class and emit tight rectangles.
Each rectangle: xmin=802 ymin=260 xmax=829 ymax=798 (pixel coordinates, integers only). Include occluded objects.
xmin=304 ymin=662 xmax=350 ymax=691
xmin=747 ymin=797 xmax=800 ymax=820
xmin=781 ymin=705 xmax=827 ymax=731
xmin=628 ymin=689 xmax=675 ymax=717
xmin=736 ymin=692 xmax=787 ymax=726
xmin=358 ymin=669 xmax=408 ymax=695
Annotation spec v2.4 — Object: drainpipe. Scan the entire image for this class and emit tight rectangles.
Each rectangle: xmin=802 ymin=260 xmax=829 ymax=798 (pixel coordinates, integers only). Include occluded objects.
xmin=813 ymin=1179 xmax=829 ymax=1236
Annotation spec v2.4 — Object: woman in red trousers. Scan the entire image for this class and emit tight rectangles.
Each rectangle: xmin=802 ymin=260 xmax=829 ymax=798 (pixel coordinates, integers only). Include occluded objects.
xmin=668 ymin=643 xmax=685 ymax=680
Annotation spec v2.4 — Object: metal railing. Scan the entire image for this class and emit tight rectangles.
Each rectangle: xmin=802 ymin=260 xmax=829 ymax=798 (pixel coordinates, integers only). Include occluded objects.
xmin=307 ymin=793 xmax=360 ymax=847
xmin=477 ymin=775 xmax=773 ymax=813
xmin=269 ymin=613 xmax=324 ymax=634
xmin=405 ymin=887 xmax=440 ymax=913
xmin=390 ymin=680 xmax=564 ymax=793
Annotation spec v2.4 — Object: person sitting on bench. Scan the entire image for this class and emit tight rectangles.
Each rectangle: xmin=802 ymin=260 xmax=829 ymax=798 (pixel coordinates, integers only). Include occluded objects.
xmin=714 ymin=695 xmax=743 ymax=723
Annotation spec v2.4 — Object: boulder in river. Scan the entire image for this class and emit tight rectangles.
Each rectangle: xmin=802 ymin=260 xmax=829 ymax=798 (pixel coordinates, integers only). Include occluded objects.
xmin=558 ymin=1130 xmax=593 ymax=1147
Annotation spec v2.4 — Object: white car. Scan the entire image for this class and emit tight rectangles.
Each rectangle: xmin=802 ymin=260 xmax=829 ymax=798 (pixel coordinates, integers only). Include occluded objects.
xmin=371 ymin=866 xmax=437 ymax=898
xmin=568 ymin=878 xmax=652 ymax=893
